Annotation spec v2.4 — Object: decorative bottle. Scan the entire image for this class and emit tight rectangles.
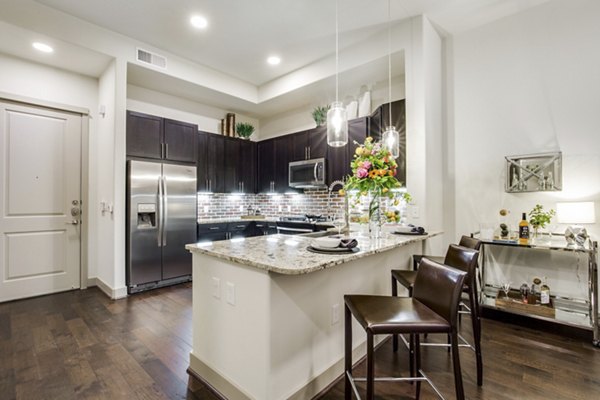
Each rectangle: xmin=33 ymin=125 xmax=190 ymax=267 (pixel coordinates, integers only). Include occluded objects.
xmin=518 ymin=212 xmax=530 ymax=245
xmin=540 ymin=278 xmax=551 ymax=305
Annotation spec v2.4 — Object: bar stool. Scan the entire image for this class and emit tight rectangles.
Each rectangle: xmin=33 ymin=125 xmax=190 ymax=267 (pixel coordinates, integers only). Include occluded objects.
xmin=391 ymin=243 xmax=483 ymax=386
xmin=411 ymin=235 xmax=481 ymax=271
xmin=344 ymin=258 xmax=468 ymax=400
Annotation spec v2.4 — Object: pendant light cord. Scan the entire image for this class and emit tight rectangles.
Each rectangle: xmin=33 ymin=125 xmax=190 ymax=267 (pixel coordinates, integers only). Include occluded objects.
xmin=388 ymin=0 xmax=392 ymax=128
xmin=335 ymin=0 xmax=339 ymax=103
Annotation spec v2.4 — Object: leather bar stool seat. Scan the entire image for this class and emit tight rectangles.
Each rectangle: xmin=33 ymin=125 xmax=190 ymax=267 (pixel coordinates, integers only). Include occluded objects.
xmin=344 ymin=258 xmax=468 ymax=400
xmin=391 ymin=242 xmax=483 ymax=386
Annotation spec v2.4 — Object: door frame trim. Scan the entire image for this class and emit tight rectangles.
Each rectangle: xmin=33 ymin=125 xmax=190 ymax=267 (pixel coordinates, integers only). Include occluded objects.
xmin=0 ymin=94 xmax=89 ymax=292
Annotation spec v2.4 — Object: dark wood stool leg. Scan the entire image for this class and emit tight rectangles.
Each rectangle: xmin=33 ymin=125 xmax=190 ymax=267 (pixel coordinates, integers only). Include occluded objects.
xmin=415 ymin=334 xmax=421 ymax=400
xmin=367 ymin=333 xmax=374 ymax=400
xmin=450 ymin=330 xmax=465 ymax=400
xmin=344 ymin=304 xmax=352 ymax=400
xmin=392 ymin=276 xmax=399 ymax=352
xmin=469 ymin=284 xmax=483 ymax=386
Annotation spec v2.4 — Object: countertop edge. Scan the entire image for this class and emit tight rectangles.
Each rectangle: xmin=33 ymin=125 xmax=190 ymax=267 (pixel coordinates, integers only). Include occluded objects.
xmin=186 ymin=231 xmax=442 ymax=275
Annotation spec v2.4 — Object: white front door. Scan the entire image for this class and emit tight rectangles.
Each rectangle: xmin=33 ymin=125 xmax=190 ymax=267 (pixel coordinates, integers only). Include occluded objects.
xmin=0 ymin=100 xmax=82 ymax=302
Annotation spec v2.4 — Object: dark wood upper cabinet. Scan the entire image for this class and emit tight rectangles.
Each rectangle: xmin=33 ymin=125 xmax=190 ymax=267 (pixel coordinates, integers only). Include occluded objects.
xmin=126 ymin=111 xmax=197 ymax=163
xmin=197 ymin=132 xmax=209 ymax=192
xmin=163 ymin=119 xmax=198 ymax=163
xmin=274 ymin=135 xmax=293 ymax=192
xmin=238 ymin=139 xmax=256 ymax=193
xmin=206 ymin=133 xmax=225 ymax=193
xmin=223 ymin=137 xmax=239 ymax=192
xmin=126 ymin=111 xmax=163 ymax=159
xmin=257 ymin=139 xmax=275 ymax=193
xmin=291 ymin=126 xmax=327 ymax=161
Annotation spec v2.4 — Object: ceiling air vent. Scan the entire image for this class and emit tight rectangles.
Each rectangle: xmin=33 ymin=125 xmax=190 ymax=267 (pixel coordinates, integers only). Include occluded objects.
xmin=136 ymin=48 xmax=167 ymax=69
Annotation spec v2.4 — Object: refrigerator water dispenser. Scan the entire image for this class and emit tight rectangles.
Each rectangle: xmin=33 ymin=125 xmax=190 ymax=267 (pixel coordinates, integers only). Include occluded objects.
xmin=137 ymin=203 xmax=156 ymax=228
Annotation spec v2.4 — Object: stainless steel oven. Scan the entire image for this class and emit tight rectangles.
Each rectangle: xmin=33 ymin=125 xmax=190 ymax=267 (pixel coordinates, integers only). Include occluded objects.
xmin=288 ymin=158 xmax=326 ymax=188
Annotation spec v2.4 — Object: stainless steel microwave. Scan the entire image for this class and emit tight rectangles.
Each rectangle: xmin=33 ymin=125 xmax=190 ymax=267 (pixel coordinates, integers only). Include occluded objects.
xmin=288 ymin=158 xmax=326 ymax=188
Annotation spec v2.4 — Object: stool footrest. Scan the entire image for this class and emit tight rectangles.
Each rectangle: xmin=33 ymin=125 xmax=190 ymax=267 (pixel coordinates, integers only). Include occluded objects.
xmin=398 ymin=333 xmax=476 ymax=352
xmin=346 ymin=370 xmax=446 ymax=400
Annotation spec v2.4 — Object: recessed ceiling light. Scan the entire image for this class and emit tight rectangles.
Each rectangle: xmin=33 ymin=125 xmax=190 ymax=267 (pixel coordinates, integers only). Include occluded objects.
xmin=267 ymin=56 xmax=281 ymax=65
xmin=190 ymin=15 xmax=208 ymax=29
xmin=32 ymin=42 xmax=53 ymax=53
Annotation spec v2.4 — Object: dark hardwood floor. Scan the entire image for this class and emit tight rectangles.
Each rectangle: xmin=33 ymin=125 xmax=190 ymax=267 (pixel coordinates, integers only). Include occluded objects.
xmin=1 ymin=283 xmax=599 ymax=399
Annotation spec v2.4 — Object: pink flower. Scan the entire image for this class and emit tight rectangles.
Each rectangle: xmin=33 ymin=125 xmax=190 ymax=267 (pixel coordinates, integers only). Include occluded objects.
xmin=361 ymin=161 xmax=372 ymax=170
xmin=356 ymin=167 xmax=368 ymax=178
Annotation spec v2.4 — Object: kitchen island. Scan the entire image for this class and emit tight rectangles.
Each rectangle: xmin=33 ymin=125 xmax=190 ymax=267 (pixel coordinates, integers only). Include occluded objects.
xmin=186 ymin=231 xmax=440 ymax=400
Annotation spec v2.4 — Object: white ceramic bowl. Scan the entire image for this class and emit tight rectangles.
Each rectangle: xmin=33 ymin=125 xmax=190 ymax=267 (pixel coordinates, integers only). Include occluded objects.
xmin=394 ymin=225 xmax=413 ymax=233
xmin=312 ymin=237 xmax=341 ymax=248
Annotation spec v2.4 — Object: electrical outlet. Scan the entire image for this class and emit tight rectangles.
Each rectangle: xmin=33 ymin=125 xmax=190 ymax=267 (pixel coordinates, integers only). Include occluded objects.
xmin=211 ymin=277 xmax=220 ymax=299
xmin=226 ymin=282 xmax=235 ymax=305
xmin=331 ymin=303 xmax=340 ymax=325
xmin=411 ymin=206 xmax=419 ymax=219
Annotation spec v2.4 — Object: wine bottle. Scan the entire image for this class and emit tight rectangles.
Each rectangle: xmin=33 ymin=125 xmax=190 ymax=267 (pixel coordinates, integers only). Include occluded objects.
xmin=541 ymin=277 xmax=550 ymax=305
xmin=518 ymin=212 xmax=530 ymax=244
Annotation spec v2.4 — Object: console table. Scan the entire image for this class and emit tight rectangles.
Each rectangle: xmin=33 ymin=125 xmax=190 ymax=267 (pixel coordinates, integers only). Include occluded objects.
xmin=472 ymin=234 xmax=599 ymax=347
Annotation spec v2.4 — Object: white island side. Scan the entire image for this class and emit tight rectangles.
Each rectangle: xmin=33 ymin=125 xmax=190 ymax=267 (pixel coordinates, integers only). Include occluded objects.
xmin=186 ymin=231 xmax=440 ymax=400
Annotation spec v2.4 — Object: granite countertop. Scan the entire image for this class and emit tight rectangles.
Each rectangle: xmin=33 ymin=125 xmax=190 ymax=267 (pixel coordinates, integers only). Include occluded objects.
xmin=186 ymin=231 xmax=442 ymax=275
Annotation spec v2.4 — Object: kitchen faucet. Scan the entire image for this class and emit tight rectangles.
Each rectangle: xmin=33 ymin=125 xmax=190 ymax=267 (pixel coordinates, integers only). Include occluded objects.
xmin=327 ymin=179 xmax=349 ymax=234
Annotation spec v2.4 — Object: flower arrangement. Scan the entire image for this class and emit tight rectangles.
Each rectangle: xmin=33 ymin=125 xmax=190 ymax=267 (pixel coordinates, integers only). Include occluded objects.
xmin=344 ymin=137 xmax=410 ymax=223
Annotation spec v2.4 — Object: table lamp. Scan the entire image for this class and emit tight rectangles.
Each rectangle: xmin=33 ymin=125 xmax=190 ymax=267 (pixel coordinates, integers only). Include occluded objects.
xmin=556 ymin=201 xmax=596 ymax=246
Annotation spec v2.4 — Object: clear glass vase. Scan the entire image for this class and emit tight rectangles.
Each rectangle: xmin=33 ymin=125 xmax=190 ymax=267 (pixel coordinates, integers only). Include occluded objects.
xmin=368 ymin=194 xmax=382 ymax=239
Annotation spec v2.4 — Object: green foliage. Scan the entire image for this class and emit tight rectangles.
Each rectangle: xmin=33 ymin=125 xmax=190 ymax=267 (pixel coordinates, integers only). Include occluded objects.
xmin=528 ymin=204 xmax=555 ymax=228
xmin=236 ymin=122 xmax=255 ymax=138
xmin=311 ymin=105 xmax=330 ymax=126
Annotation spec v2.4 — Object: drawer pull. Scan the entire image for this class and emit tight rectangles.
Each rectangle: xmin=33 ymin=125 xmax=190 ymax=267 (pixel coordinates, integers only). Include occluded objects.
xmin=209 ymin=227 xmax=220 ymax=230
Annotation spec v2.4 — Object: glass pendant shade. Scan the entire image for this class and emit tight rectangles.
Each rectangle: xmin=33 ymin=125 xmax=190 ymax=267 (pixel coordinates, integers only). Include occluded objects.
xmin=326 ymin=101 xmax=348 ymax=147
xmin=382 ymin=126 xmax=400 ymax=158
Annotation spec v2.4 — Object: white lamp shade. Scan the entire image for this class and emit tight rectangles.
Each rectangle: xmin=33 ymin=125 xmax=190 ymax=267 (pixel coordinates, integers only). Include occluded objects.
xmin=327 ymin=101 xmax=348 ymax=147
xmin=556 ymin=202 xmax=596 ymax=224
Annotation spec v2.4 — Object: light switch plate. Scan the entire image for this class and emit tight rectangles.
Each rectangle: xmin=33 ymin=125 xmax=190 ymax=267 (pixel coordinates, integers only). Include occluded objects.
xmin=211 ymin=277 xmax=220 ymax=299
xmin=226 ymin=282 xmax=235 ymax=305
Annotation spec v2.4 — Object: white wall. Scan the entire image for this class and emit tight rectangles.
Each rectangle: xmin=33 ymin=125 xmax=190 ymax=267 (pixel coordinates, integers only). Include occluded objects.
xmin=450 ymin=0 xmax=600 ymax=297
xmin=127 ymin=85 xmax=259 ymax=137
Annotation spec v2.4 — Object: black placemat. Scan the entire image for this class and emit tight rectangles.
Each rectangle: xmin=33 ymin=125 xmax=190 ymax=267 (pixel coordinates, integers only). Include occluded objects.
xmin=393 ymin=231 xmax=428 ymax=236
xmin=306 ymin=246 xmax=360 ymax=255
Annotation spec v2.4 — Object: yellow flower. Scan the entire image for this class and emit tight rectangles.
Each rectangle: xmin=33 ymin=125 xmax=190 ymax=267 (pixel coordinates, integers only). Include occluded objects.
xmin=338 ymin=189 xmax=345 ymax=196
xmin=382 ymin=187 xmax=389 ymax=193
xmin=366 ymin=137 xmax=373 ymax=143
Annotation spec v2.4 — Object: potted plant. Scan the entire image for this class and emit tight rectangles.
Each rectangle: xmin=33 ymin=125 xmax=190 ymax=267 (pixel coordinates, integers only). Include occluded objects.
xmin=528 ymin=204 xmax=555 ymax=242
xmin=311 ymin=105 xmax=330 ymax=127
xmin=236 ymin=122 xmax=255 ymax=139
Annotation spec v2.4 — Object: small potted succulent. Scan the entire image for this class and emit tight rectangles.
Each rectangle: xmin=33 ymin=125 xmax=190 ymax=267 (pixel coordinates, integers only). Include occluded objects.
xmin=236 ymin=122 xmax=255 ymax=140
xmin=311 ymin=105 xmax=330 ymax=127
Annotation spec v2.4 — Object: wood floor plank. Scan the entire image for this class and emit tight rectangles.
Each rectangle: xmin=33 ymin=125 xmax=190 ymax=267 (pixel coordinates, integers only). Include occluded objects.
xmin=66 ymin=318 xmax=98 ymax=348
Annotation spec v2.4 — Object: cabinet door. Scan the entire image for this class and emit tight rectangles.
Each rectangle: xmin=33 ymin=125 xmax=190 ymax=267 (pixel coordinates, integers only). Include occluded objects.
xmin=224 ymin=137 xmax=239 ymax=192
xmin=207 ymin=134 xmax=225 ymax=193
xmin=257 ymin=139 xmax=275 ymax=193
xmin=274 ymin=135 xmax=293 ymax=192
xmin=239 ymin=139 xmax=256 ymax=193
xmin=308 ymin=126 xmax=327 ymax=159
xmin=164 ymin=119 xmax=198 ymax=163
xmin=126 ymin=111 xmax=163 ymax=159
xmin=291 ymin=130 xmax=309 ymax=161
xmin=197 ymin=132 xmax=209 ymax=192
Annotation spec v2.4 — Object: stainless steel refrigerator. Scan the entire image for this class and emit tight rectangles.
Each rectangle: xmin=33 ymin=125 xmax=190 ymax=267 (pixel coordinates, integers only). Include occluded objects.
xmin=126 ymin=160 xmax=197 ymax=293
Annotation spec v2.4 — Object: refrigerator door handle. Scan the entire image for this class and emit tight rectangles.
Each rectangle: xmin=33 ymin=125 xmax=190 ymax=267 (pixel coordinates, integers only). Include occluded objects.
xmin=162 ymin=176 xmax=168 ymax=246
xmin=157 ymin=176 xmax=163 ymax=247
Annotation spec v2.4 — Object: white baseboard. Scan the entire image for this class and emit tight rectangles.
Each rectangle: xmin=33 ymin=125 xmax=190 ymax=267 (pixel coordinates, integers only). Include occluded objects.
xmin=87 ymin=277 xmax=128 ymax=300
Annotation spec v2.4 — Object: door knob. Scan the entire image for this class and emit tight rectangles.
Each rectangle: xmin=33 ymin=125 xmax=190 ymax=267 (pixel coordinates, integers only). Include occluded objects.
xmin=66 ymin=220 xmax=79 ymax=225
xmin=71 ymin=207 xmax=80 ymax=217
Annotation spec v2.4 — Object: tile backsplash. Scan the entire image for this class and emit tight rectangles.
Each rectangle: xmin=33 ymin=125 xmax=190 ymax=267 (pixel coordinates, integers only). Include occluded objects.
xmin=197 ymin=190 xmax=345 ymax=220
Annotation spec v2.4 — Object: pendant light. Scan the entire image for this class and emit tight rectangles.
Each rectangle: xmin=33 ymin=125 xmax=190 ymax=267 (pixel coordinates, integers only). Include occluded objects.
xmin=381 ymin=0 xmax=400 ymax=158
xmin=327 ymin=0 xmax=348 ymax=147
